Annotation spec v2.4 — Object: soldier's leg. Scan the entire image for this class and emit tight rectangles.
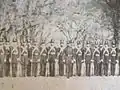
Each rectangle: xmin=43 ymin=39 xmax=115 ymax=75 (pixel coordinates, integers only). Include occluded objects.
xmin=43 ymin=63 xmax=46 ymax=76
xmin=49 ymin=62 xmax=52 ymax=76
xmin=59 ymin=63 xmax=62 ymax=76
xmin=113 ymin=64 xmax=115 ymax=76
xmin=0 ymin=64 xmax=3 ymax=77
xmin=34 ymin=63 xmax=37 ymax=77
xmin=88 ymin=63 xmax=91 ymax=76
xmin=86 ymin=63 xmax=89 ymax=76
xmin=27 ymin=60 xmax=31 ymax=76
xmin=76 ymin=62 xmax=79 ymax=76
xmin=51 ymin=62 xmax=55 ymax=76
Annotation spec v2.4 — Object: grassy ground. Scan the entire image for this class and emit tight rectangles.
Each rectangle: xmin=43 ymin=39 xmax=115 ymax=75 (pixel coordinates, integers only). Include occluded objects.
xmin=0 ymin=76 xmax=120 ymax=90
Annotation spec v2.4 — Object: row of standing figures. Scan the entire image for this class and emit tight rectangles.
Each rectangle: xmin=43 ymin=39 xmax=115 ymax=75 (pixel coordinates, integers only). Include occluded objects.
xmin=0 ymin=57 xmax=120 ymax=78
xmin=0 ymin=40 xmax=120 ymax=78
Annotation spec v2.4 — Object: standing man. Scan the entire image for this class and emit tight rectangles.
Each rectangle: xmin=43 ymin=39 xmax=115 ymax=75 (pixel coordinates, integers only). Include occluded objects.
xmin=21 ymin=43 xmax=28 ymax=77
xmin=11 ymin=38 xmax=19 ymax=77
xmin=84 ymin=41 xmax=93 ymax=76
xmin=32 ymin=41 xmax=40 ymax=77
xmin=93 ymin=41 xmax=100 ymax=76
xmin=48 ymin=39 xmax=57 ymax=77
xmin=0 ymin=38 xmax=5 ymax=77
xmin=74 ymin=41 xmax=83 ymax=76
xmin=64 ymin=40 xmax=74 ymax=78
xmin=40 ymin=40 xmax=48 ymax=76
xmin=103 ymin=40 xmax=110 ymax=76
xmin=27 ymin=39 xmax=33 ymax=76
xmin=57 ymin=40 xmax=65 ymax=76
xmin=99 ymin=41 xmax=104 ymax=76
xmin=4 ymin=40 xmax=11 ymax=77
xmin=110 ymin=41 xmax=117 ymax=76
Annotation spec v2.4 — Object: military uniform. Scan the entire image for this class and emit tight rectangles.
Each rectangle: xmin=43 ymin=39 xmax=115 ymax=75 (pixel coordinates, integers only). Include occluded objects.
xmin=4 ymin=41 xmax=11 ymax=77
xmin=74 ymin=41 xmax=83 ymax=76
xmin=32 ymin=44 xmax=40 ymax=77
xmin=110 ymin=41 xmax=117 ymax=76
xmin=21 ymin=44 xmax=28 ymax=77
xmin=99 ymin=43 xmax=104 ymax=76
xmin=64 ymin=41 xmax=74 ymax=78
xmin=0 ymin=38 xmax=4 ymax=77
xmin=103 ymin=41 xmax=110 ymax=76
xmin=40 ymin=42 xmax=48 ymax=76
xmin=11 ymin=47 xmax=18 ymax=77
xmin=57 ymin=40 xmax=65 ymax=76
xmin=48 ymin=39 xmax=57 ymax=76
xmin=93 ymin=43 xmax=100 ymax=76
xmin=84 ymin=41 xmax=92 ymax=76
xmin=27 ymin=43 xmax=33 ymax=76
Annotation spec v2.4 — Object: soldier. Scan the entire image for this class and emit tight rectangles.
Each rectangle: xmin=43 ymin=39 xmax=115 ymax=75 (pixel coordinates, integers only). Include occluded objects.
xmin=0 ymin=38 xmax=5 ymax=77
xmin=21 ymin=43 xmax=28 ymax=77
xmin=84 ymin=41 xmax=93 ymax=76
xmin=74 ymin=41 xmax=83 ymax=76
xmin=93 ymin=41 xmax=100 ymax=76
xmin=40 ymin=40 xmax=48 ymax=76
xmin=103 ymin=40 xmax=110 ymax=76
xmin=48 ymin=39 xmax=57 ymax=76
xmin=27 ymin=40 xmax=33 ymax=76
xmin=110 ymin=41 xmax=117 ymax=76
xmin=32 ymin=41 xmax=40 ymax=77
xmin=11 ymin=38 xmax=19 ymax=77
xmin=64 ymin=40 xmax=74 ymax=78
xmin=99 ymin=41 xmax=104 ymax=76
xmin=57 ymin=40 xmax=65 ymax=76
xmin=4 ymin=40 xmax=11 ymax=77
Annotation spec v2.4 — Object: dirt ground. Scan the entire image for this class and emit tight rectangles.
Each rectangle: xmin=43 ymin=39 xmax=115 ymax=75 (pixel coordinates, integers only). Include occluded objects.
xmin=0 ymin=76 xmax=120 ymax=90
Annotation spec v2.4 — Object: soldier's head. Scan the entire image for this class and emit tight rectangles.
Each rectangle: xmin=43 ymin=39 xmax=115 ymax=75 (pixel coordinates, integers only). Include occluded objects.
xmin=60 ymin=40 xmax=64 ymax=47
xmin=50 ymin=39 xmax=54 ymax=46
xmin=67 ymin=40 xmax=71 ymax=47
xmin=86 ymin=41 xmax=90 ymax=47
xmin=104 ymin=40 xmax=109 ymax=47
xmin=41 ymin=40 xmax=45 ymax=46
xmin=112 ymin=40 xmax=116 ymax=48
xmin=77 ymin=41 xmax=81 ymax=48
xmin=95 ymin=40 xmax=99 ymax=48
xmin=12 ymin=38 xmax=17 ymax=42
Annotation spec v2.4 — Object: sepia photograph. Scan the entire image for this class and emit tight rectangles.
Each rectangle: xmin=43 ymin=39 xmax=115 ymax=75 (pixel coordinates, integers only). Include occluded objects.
xmin=0 ymin=0 xmax=120 ymax=90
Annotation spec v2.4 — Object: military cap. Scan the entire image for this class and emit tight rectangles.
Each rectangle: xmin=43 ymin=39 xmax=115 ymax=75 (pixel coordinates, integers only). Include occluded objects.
xmin=50 ymin=39 xmax=54 ymax=43
xmin=112 ymin=40 xmax=115 ymax=45
xmin=86 ymin=41 xmax=90 ymax=44
xmin=13 ymin=38 xmax=17 ymax=42
xmin=60 ymin=40 xmax=64 ymax=44
xmin=104 ymin=40 xmax=108 ymax=45
xmin=77 ymin=41 xmax=81 ymax=45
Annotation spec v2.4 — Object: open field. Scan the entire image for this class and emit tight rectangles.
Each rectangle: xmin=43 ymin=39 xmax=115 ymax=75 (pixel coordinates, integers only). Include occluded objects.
xmin=0 ymin=76 xmax=120 ymax=90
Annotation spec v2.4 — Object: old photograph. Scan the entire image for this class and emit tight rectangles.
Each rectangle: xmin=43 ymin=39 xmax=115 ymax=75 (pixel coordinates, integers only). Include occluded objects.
xmin=0 ymin=0 xmax=120 ymax=90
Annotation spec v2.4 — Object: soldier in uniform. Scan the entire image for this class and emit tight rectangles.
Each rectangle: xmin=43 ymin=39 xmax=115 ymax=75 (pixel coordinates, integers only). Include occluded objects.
xmin=40 ymin=40 xmax=48 ymax=76
xmin=48 ymin=39 xmax=57 ymax=76
xmin=110 ymin=41 xmax=117 ymax=76
xmin=64 ymin=40 xmax=74 ymax=78
xmin=99 ymin=41 xmax=104 ymax=76
xmin=84 ymin=41 xmax=92 ymax=76
xmin=32 ymin=41 xmax=40 ymax=77
xmin=103 ymin=40 xmax=110 ymax=76
xmin=27 ymin=40 xmax=33 ymax=76
xmin=74 ymin=41 xmax=83 ymax=76
xmin=4 ymin=40 xmax=11 ymax=77
xmin=57 ymin=40 xmax=65 ymax=76
xmin=93 ymin=41 xmax=100 ymax=76
xmin=0 ymin=38 xmax=5 ymax=77
xmin=11 ymin=38 xmax=19 ymax=77
xmin=21 ymin=43 xmax=28 ymax=77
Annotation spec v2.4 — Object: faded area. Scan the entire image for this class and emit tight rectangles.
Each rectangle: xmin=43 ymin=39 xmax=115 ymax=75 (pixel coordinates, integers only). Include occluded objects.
xmin=0 ymin=77 xmax=120 ymax=90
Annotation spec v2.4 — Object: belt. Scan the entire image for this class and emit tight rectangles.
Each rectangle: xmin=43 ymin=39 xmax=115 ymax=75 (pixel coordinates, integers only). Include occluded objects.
xmin=96 ymin=54 xmax=100 ymax=56
xmin=42 ymin=54 xmax=47 ymax=56
xmin=105 ymin=54 xmax=109 ymax=56
xmin=68 ymin=55 xmax=72 ymax=56
xmin=112 ymin=54 xmax=116 ymax=56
